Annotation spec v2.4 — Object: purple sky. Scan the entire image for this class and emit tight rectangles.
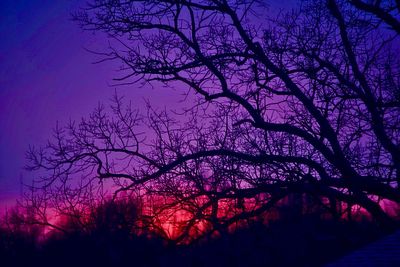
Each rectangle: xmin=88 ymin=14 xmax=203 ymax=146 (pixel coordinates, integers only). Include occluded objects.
xmin=0 ymin=0 xmax=184 ymax=212
xmin=0 ymin=0 xmax=113 ymax=210
xmin=0 ymin=0 xmax=295 ymax=212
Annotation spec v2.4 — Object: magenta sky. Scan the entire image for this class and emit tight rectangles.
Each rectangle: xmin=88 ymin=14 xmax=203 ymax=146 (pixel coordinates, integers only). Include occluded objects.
xmin=0 ymin=0 xmax=183 ymax=212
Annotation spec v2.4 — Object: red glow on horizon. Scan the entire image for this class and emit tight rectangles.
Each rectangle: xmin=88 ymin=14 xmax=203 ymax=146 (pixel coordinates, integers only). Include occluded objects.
xmin=3 ymin=192 xmax=399 ymax=245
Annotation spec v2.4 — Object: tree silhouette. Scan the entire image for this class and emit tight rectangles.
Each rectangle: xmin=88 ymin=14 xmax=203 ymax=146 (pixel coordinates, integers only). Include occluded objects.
xmin=26 ymin=0 xmax=400 ymax=241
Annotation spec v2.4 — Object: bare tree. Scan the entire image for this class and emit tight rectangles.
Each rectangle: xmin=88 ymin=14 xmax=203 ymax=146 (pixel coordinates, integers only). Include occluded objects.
xmin=349 ymin=0 xmax=400 ymax=34
xmin=26 ymin=0 xmax=400 ymax=241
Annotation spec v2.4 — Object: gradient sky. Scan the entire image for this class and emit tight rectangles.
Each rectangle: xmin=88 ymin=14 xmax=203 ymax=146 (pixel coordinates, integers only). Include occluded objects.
xmin=0 ymin=0 xmax=295 ymax=213
xmin=0 ymin=0 xmax=185 ymax=212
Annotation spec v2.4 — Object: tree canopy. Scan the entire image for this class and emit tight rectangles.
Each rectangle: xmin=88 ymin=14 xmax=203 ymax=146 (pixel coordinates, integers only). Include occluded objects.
xmin=25 ymin=0 xmax=400 ymax=241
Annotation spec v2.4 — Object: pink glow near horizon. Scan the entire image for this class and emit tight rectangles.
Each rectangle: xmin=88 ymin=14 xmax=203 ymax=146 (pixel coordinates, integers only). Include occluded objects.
xmin=13 ymin=191 xmax=398 ymax=244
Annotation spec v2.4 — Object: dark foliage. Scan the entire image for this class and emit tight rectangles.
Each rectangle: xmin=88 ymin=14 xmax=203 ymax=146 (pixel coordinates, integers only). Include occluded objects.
xmin=0 ymin=200 xmax=388 ymax=267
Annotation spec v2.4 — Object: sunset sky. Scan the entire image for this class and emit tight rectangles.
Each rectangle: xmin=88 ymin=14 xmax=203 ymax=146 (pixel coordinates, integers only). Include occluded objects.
xmin=0 ymin=0 xmax=294 ymax=212
xmin=1 ymin=1 xmax=398 ymax=266
xmin=0 ymin=0 xmax=179 ymax=212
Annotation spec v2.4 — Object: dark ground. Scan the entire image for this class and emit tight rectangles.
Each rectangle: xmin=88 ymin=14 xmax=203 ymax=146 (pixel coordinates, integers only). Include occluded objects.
xmin=0 ymin=215 xmax=391 ymax=267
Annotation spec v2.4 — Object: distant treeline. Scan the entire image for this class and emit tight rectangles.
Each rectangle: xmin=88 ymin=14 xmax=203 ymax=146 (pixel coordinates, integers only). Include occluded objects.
xmin=0 ymin=195 xmax=396 ymax=267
